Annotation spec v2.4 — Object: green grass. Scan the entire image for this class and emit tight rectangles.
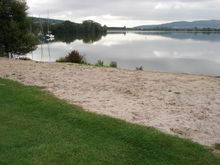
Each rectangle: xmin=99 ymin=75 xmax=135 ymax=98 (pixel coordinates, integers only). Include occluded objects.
xmin=0 ymin=78 xmax=219 ymax=165
xmin=56 ymin=57 xmax=66 ymax=62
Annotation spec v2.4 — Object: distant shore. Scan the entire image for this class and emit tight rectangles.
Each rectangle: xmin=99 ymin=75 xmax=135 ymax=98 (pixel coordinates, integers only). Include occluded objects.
xmin=0 ymin=57 xmax=220 ymax=147
xmin=107 ymin=29 xmax=220 ymax=33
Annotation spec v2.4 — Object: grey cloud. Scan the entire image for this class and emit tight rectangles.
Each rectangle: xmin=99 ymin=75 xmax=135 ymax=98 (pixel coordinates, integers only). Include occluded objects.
xmin=27 ymin=0 xmax=220 ymax=26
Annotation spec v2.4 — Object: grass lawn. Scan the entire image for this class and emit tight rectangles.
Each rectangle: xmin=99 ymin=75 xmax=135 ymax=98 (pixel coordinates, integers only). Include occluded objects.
xmin=0 ymin=78 xmax=219 ymax=165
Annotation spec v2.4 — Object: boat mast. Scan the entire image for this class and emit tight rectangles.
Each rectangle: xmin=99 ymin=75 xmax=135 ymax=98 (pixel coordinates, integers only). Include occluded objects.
xmin=47 ymin=10 xmax=51 ymax=61
xmin=47 ymin=10 xmax=50 ymax=34
xmin=39 ymin=15 xmax=44 ymax=60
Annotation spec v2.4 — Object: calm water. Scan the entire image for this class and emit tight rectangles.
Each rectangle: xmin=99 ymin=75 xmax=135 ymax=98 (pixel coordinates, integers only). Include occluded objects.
xmin=27 ymin=32 xmax=220 ymax=76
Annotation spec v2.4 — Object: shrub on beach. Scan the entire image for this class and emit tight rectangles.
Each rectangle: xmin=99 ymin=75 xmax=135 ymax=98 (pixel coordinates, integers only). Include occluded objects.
xmin=215 ymin=143 xmax=220 ymax=150
xmin=109 ymin=61 xmax=117 ymax=68
xmin=65 ymin=50 xmax=86 ymax=64
xmin=96 ymin=60 xmax=104 ymax=67
xmin=136 ymin=66 xmax=143 ymax=71
xmin=56 ymin=50 xmax=86 ymax=64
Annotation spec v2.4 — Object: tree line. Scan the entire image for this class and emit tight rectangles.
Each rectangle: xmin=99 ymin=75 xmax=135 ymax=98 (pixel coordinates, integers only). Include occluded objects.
xmin=52 ymin=20 xmax=107 ymax=35
xmin=31 ymin=19 xmax=107 ymax=39
xmin=51 ymin=20 xmax=107 ymax=43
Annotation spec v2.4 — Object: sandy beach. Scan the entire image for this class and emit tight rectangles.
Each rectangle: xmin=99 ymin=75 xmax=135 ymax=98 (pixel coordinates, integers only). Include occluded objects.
xmin=0 ymin=57 xmax=219 ymax=147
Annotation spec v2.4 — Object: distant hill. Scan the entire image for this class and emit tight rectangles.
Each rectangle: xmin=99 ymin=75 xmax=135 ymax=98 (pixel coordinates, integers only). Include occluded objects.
xmin=135 ymin=20 xmax=220 ymax=30
xmin=134 ymin=31 xmax=220 ymax=42
xmin=30 ymin=17 xmax=65 ymax=24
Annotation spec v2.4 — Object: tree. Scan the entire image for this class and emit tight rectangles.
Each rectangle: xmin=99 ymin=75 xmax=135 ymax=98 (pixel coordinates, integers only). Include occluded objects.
xmin=0 ymin=0 xmax=37 ymax=57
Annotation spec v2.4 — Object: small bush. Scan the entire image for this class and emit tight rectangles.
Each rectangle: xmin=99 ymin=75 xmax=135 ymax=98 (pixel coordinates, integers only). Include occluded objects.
xmin=96 ymin=60 xmax=104 ymax=67
xmin=109 ymin=61 xmax=117 ymax=68
xmin=215 ymin=143 xmax=220 ymax=150
xmin=136 ymin=66 xmax=143 ymax=71
xmin=65 ymin=50 xmax=86 ymax=64
xmin=56 ymin=50 xmax=86 ymax=64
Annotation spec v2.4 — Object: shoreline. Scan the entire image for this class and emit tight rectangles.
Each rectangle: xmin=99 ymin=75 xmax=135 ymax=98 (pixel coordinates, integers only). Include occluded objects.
xmin=19 ymin=58 xmax=220 ymax=78
xmin=0 ymin=57 xmax=220 ymax=147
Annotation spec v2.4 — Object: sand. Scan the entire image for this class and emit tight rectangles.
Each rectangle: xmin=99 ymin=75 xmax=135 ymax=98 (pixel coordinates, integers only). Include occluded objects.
xmin=0 ymin=58 xmax=220 ymax=147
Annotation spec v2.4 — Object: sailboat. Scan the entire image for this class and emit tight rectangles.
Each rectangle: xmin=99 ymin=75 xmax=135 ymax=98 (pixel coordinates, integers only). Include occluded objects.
xmin=45 ymin=33 xmax=55 ymax=41
xmin=45 ymin=10 xmax=55 ymax=41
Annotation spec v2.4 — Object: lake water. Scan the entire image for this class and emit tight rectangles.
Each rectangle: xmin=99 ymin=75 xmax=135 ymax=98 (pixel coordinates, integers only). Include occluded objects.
xmin=27 ymin=31 xmax=220 ymax=76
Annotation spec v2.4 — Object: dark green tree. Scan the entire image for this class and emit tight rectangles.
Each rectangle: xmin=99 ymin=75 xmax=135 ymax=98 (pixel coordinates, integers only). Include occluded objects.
xmin=0 ymin=0 xmax=37 ymax=57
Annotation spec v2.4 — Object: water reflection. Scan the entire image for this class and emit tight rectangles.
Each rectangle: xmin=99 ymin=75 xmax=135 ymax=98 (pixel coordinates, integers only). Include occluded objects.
xmin=55 ymin=33 xmax=106 ymax=44
xmin=27 ymin=32 xmax=220 ymax=76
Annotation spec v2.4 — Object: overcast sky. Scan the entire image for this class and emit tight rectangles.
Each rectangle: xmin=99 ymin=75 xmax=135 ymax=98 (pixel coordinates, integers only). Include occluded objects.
xmin=26 ymin=0 xmax=220 ymax=27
